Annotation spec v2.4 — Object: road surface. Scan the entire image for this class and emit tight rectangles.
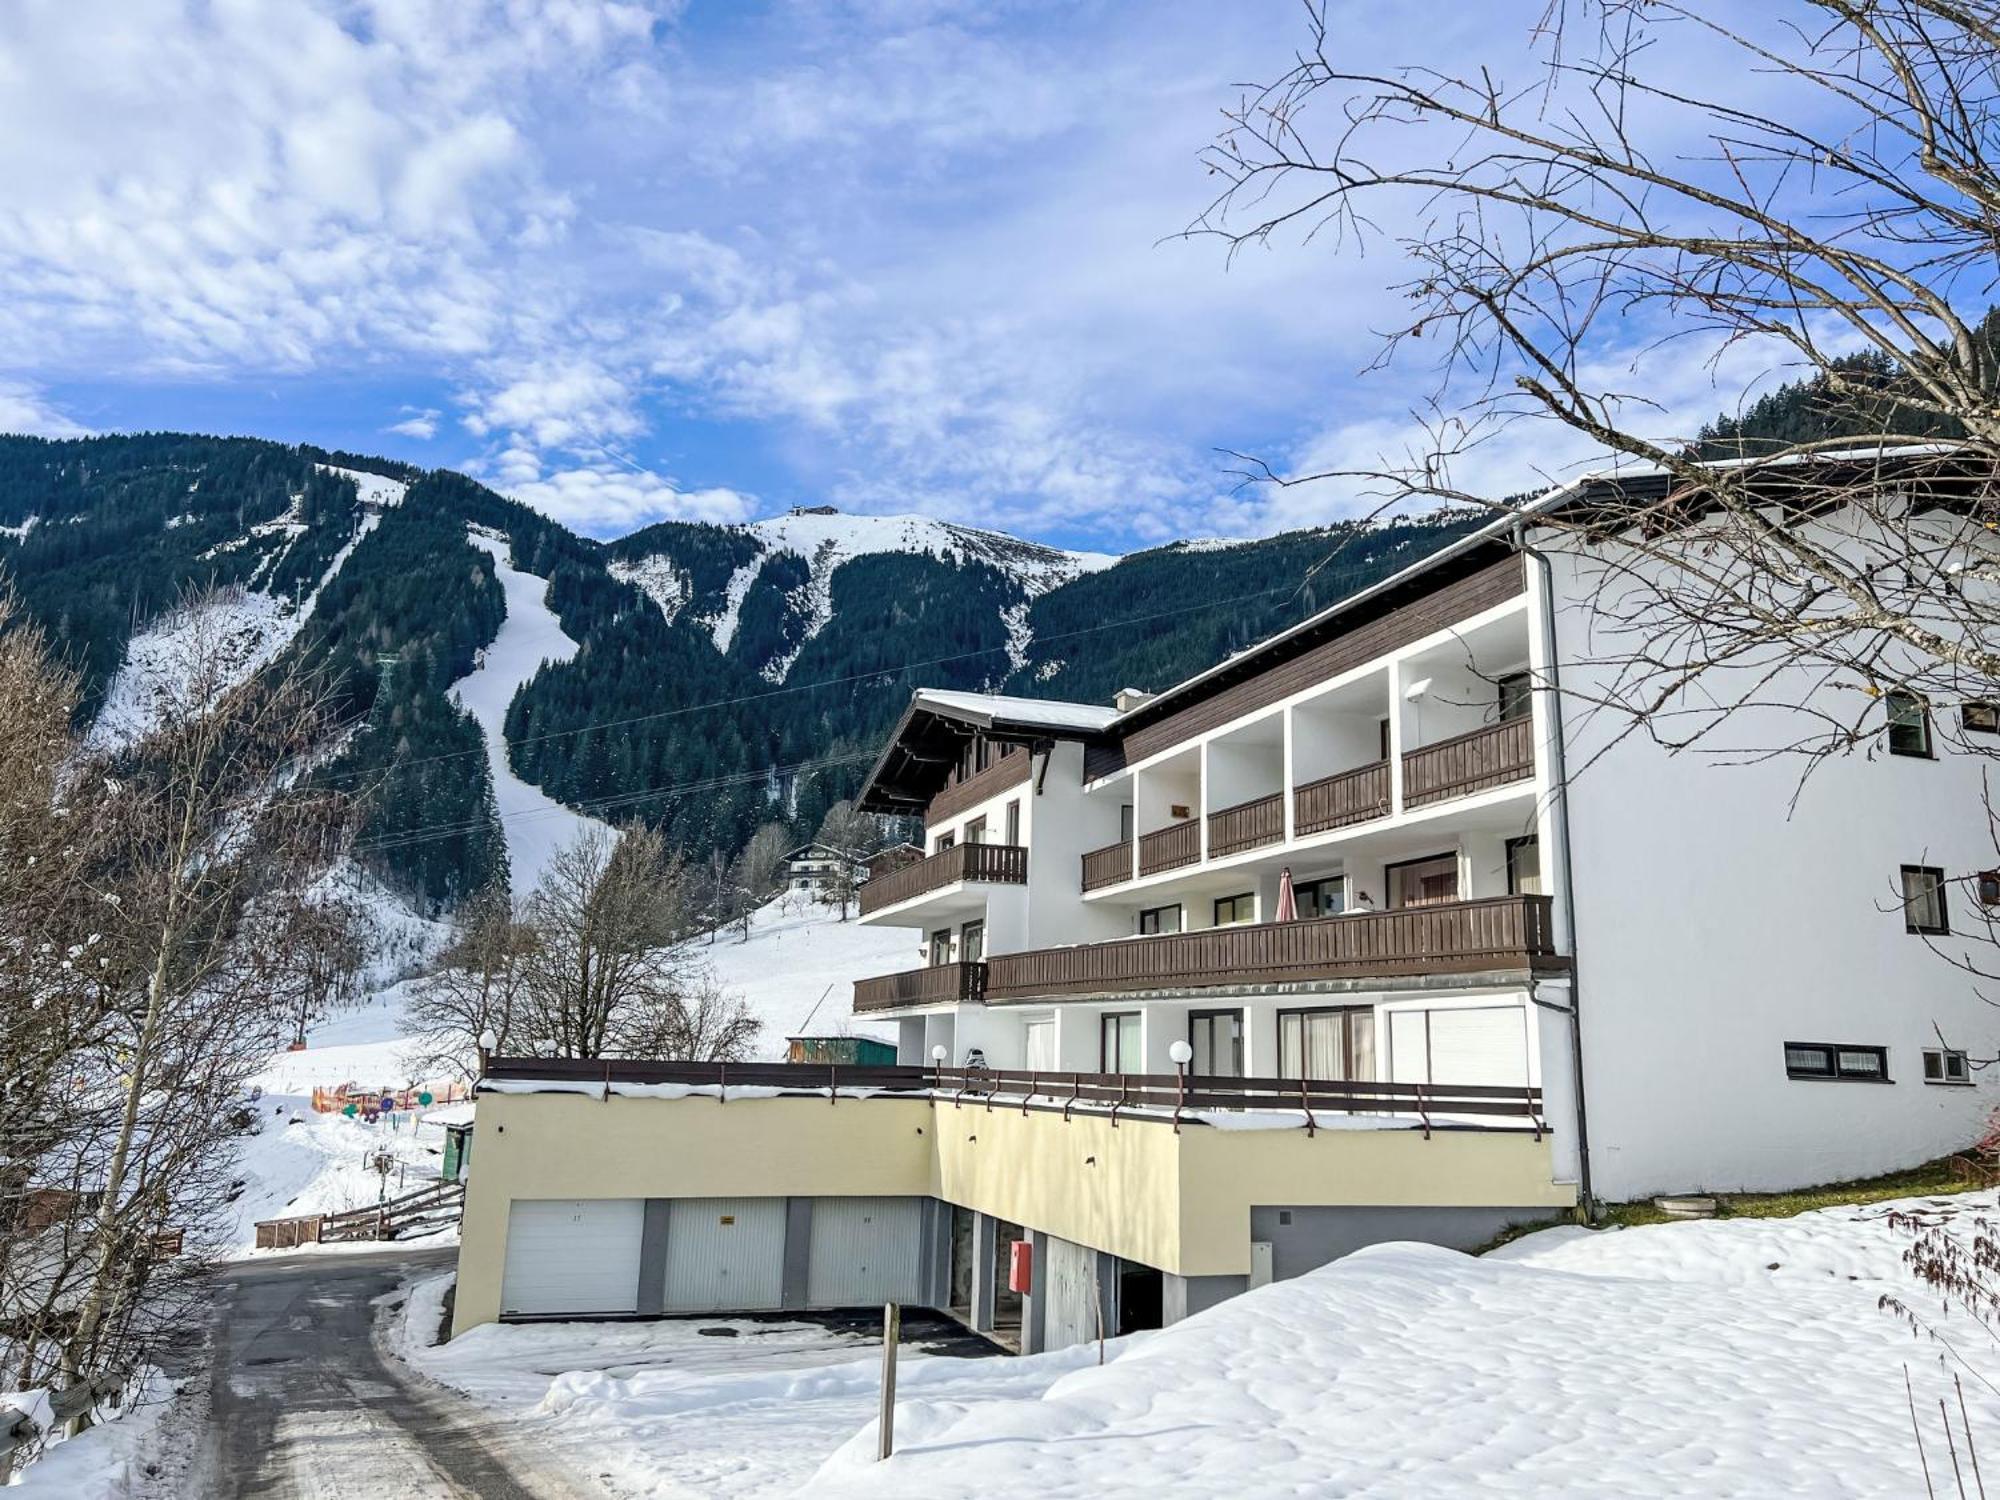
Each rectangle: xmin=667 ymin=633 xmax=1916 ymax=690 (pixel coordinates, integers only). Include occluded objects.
xmin=181 ymin=1247 xmax=602 ymax=1499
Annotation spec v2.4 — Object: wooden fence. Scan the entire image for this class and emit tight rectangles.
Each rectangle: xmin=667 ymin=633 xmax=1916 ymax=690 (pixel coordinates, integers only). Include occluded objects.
xmin=253 ymin=1180 xmax=465 ymax=1250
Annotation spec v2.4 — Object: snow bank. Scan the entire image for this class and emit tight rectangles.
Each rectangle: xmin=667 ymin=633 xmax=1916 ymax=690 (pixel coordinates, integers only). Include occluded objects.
xmin=798 ymin=1195 xmax=2000 ymax=1499
xmin=6 ymin=1367 xmax=175 ymax=1496
xmin=450 ymin=530 xmax=618 ymax=900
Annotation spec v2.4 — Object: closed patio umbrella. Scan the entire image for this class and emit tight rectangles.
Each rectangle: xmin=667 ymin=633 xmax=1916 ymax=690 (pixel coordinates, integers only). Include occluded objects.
xmin=1276 ymin=866 xmax=1298 ymax=922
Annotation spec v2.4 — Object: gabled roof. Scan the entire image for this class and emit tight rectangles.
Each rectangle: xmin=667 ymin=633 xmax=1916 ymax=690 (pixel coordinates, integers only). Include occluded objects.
xmin=857 ymin=689 xmax=1116 ymax=814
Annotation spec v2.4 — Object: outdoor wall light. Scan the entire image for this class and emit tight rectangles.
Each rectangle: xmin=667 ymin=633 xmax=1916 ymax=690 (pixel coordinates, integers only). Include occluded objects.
xmin=1168 ymin=1040 xmax=1193 ymax=1066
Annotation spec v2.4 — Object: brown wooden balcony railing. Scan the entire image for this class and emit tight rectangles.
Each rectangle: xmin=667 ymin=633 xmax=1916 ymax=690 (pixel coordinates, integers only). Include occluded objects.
xmin=1402 ymin=717 xmax=1535 ymax=808
xmin=1293 ymin=759 xmax=1391 ymax=835
xmin=1081 ymin=839 xmax=1134 ymax=892
xmin=1138 ymin=819 xmax=1201 ymax=877
xmin=853 ymin=961 xmax=989 ymax=1013
xmin=858 ymin=841 xmax=1027 ymax=917
xmin=985 ymin=894 xmax=1562 ymax=1001
xmin=927 ymin=746 xmax=1032 ymax=824
xmin=1207 ymin=793 xmax=1284 ymax=859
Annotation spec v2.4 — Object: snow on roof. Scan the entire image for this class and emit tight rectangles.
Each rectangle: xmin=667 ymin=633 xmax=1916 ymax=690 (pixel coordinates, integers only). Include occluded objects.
xmin=914 ymin=688 xmax=1119 ymax=733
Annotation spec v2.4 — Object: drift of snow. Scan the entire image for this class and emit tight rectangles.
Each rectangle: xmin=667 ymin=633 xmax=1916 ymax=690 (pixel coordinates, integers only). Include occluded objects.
xmin=688 ymin=894 xmax=903 ymax=1057
xmin=451 ymin=530 xmax=618 ymax=901
xmin=318 ymin=464 xmax=409 ymax=511
xmin=608 ymin=553 xmax=692 ymax=623
xmin=1 ymin=515 xmax=40 ymax=541
xmin=5 ymin=1367 xmax=177 ymax=1496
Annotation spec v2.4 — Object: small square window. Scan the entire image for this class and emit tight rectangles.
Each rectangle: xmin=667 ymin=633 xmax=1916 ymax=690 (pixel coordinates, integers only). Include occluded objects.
xmin=1979 ymin=871 xmax=2000 ymax=907
xmin=1497 ymin=672 xmax=1533 ymax=724
xmin=1923 ymin=1048 xmax=1972 ymax=1085
xmin=1785 ymin=1042 xmax=1890 ymax=1082
xmin=1887 ymin=692 xmax=1934 ymax=757
xmin=1964 ymin=702 xmax=2000 ymax=735
xmin=1903 ymin=865 xmax=1949 ymax=935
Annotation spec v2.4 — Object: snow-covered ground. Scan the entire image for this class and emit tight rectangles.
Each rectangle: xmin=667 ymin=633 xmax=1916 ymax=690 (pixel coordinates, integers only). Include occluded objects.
xmin=450 ymin=529 xmax=618 ymax=900
xmin=691 ymin=894 xmax=905 ymax=1057
xmin=4 ymin=1367 xmax=184 ymax=1497
xmin=386 ymin=1190 xmax=2000 ymax=1499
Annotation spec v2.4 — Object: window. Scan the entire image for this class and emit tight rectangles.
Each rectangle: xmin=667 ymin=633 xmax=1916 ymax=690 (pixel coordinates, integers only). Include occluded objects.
xmin=1965 ymin=702 xmax=2000 ymax=735
xmin=1784 ymin=1043 xmax=1889 ymax=1081
xmin=1004 ymin=799 xmax=1021 ymax=844
xmin=1295 ymin=877 xmax=1344 ymax=919
xmin=1188 ymin=1010 xmax=1244 ymax=1077
xmin=1100 ymin=1012 xmax=1142 ymax=1073
xmin=1887 ymin=691 xmax=1933 ymax=757
xmin=934 ymin=831 xmax=956 ymax=854
xmin=1376 ymin=717 xmax=1392 ymax=761
xmin=1213 ymin=892 xmax=1255 ymax=926
xmin=1923 ymin=1048 xmax=1972 ymax=1085
xmin=959 ymin=920 xmax=985 ymax=964
xmin=1119 ymin=803 xmax=1135 ymax=843
xmin=964 ymin=816 xmax=986 ymax=845
xmin=1506 ymin=836 xmax=1543 ymax=896
xmin=1980 ymin=870 xmax=2000 ymax=907
xmin=1387 ymin=853 xmax=1459 ymax=909
xmin=1497 ymin=672 xmax=1533 ymax=724
xmin=1278 ymin=1007 xmax=1376 ymax=1081
xmin=928 ymin=929 xmax=953 ymax=966
xmin=1903 ymin=865 xmax=1949 ymax=935
xmin=1138 ymin=904 xmax=1183 ymax=936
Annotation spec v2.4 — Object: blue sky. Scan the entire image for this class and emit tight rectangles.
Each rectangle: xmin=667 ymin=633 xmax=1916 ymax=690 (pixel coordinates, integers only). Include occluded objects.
xmin=0 ymin=1 xmax=1798 ymax=551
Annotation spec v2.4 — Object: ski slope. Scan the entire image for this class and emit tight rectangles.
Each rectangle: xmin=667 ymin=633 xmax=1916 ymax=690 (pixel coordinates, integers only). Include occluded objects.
xmin=451 ymin=530 xmax=618 ymax=900
xmin=692 ymin=895 xmax=906 ymax=1057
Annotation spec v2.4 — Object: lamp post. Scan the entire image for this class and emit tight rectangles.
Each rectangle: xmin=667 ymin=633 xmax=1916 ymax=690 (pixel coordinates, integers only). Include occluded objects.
xmin=477 ymin=1029 xmax=497 ymax=1078
xmin=930 ymin=1043 xmax=947 ymax=1089
xmin=1168 ymin=1040 xmax=1193 ymax=1133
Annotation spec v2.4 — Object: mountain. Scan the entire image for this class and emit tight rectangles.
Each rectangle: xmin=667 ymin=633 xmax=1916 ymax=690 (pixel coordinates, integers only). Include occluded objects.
xmin=0 ymin=432 xmax=1482 ymax=914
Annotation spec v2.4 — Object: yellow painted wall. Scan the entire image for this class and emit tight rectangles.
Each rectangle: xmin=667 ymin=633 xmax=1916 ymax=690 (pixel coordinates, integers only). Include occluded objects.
xmin=453 ymin=1091 xmax=1574 ymax=1334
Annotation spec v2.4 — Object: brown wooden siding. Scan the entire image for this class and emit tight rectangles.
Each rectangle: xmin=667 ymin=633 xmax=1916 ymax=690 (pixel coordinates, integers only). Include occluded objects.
xmin=857 ymin=841 xmax=1028 ymax=917
xmin=1402 ymin=717 xmax=1535 ymax=807
xmin=1293 ymin=759 xmax=1391 ymax=834
xmin=1207 ymin=793 xmax=1284 ymax=858
xmin=984 ymin=895 xmax=1560 ymax=1001
xmin=1138 ymin=820 xmax=1201 ymax=877
xmin=854 ymin=961 xmax=989 ymax=1012
xmin=1082 ymin=839 xmax=1134 ymax=892
xmin=927 ymin=746 xmax=1032 ymax=825
xmin=1086 ymin=554 xmax=1525 ymax=780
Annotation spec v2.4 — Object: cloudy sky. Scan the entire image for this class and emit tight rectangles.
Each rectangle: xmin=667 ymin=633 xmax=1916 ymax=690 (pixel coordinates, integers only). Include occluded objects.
xmin=0 ymin=0 xmax=1798 ymax=549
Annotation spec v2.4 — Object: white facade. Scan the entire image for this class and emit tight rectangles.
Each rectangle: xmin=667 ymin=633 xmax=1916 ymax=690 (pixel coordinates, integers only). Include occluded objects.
xmin=853 ymin=502 xmax=2000 ymax=1206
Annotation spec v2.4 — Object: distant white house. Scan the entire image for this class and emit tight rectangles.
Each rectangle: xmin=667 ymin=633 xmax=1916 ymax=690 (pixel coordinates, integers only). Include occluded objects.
xmin=781 ymin=842 xmax=864 ymax=896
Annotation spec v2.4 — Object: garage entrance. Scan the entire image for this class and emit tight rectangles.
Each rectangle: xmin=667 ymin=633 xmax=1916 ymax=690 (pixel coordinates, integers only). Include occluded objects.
xmin=663 ymin=1197 xmax=786 ymax=1312
xmin=500 ymin=1199 xmax=644 ymax=1318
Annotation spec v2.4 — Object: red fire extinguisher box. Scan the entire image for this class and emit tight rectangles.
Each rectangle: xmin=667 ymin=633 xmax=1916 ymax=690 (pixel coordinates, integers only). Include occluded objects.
xmin=1008 ymin=1238 xmax=1033 ymax=1294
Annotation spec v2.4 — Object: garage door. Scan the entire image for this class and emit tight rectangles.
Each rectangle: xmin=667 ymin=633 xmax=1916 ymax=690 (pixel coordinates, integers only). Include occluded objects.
xmin=663 ymin=1198 xmax=786 ymax=1312
xmin=1044 ymin=1235 xmax=1099 ymax=1350
xmin=500 ymin=1199 xmax=644 ymax=1317
xmin=806 ymin=1198 xmax=925 ymax=1308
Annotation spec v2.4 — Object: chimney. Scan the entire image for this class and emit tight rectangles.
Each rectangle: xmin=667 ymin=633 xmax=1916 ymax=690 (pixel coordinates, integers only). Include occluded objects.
xmin=1113 ymin=687 xmax=1155 ymax=714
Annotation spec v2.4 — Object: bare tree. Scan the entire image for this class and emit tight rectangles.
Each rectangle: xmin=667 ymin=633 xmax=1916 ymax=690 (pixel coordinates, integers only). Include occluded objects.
xmin=263 ymin=892 xmax=368 ymax=1049
xmin=814 ymin=800 xmax=880 ymax=921
xmin=401 ymin=876 xmax=537 ymax=1081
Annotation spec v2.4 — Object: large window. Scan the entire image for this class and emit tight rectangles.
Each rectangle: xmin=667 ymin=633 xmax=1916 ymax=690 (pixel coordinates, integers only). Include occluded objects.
xmin=1004 ymin=799 xmax=1021 ymax=844
xmin=1295 ymin=877 xmax=1343 ymax=919
xmin=1188 ymin=1010 xmax=1244 ymax=1077
xmin=964 ymin=816 xmax=986 ymax=845
xmin=1784 ymin=1042 xmax=1889 ymax=1082
xmin=1138 ymin=904 xmax=1183 ymax=935
xmin=928 ymin=929 xmax=953 ymax=965
xmin=959 ymin=920 xmax=985 ymax=964
xmin=1387 ymin=853 xmax=1459 ymax=909
xmin=1887 ymin=691 xmax=1934 ymax=758
xmin=1506 ymin=836 xmax=1543 ymax=896
xmin=1278 ymin=1007 xmax=1376 ymax=1082
xmin=1497 ymin=671 xmax=1533 ymax=724
xmin=1100 ymin=1012 xmax=1142 ymax=1073
xmin=1213 ymin=892 xmax=1256 ymax=926
xmin=1902 ymin=865 xmax=1949 ymax=935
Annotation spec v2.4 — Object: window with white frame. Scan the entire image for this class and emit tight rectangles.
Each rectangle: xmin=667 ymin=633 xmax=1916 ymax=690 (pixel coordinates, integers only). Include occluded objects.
xmin=1923 ymin=1048 xmax=1971 ymax=1085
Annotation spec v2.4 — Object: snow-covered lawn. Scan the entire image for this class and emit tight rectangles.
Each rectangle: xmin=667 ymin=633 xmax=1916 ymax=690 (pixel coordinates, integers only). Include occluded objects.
xmin=692 ymin=895 xmax=903 ymax=1058
xmin=452 ymin=528 xmax=618 ymax=900
xmin=391 ymin=1191 xmax=2000 ymax=1498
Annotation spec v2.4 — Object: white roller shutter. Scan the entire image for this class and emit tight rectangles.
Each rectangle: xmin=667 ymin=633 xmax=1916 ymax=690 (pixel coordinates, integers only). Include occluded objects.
xmin=1387 ymin=1010 xmax=1430 ymax=1084
xmin=1426 ymin=1007 xmax=1530 ymax=1086
xmin=1025 ymin=1019 xmax=1058 ymax=1072
xmin=663 ymin=1198 xmax=786 ymax=1312
xmin=806 ymin=1198 xmax=925 ymax=1308
xmin=1043 ymin=1235 xmax=1099 ymax=1351
xmin=500 ymin=1199 xmax=643 ymax=1317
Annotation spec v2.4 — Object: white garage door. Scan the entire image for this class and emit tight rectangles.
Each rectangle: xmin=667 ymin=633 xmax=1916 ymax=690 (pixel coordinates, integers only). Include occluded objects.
xmin=500 ymin=1199 xmax=643 ymax=1317
xmin=664 ymin=1197 xmax=786 ymax=1312
xmin=1044 ymin=1235 xmax=1099 ymax=1351
xmin=806 ymin=1198 xmax=925 ymax=1308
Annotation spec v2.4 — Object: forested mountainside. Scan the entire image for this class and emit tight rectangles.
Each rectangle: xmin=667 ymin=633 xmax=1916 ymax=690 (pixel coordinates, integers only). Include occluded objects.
xmin=0 ymin=432 xmax=1484 ymax=914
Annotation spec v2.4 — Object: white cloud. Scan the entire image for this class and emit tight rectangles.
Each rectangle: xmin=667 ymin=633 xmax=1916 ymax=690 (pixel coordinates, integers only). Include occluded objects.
xmin=387 ymin=407 xmax=441 ymax=440
xmin=0 ymin=383 xmax=88 ymax=439
xmin=501 ymin=455 xmax=756 ymax=533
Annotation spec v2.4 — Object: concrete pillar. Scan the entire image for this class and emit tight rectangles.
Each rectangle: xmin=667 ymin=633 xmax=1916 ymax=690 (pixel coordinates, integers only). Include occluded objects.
xmin=1021 ymin=1229 xmax=1050 ymax=1354
xmin=781 ymin=1197 xmax=813 ymax=1310
xmin=1162 ymin=1272 xmax=1249 ymax=1326
xmin=970 ymin=1212 xmax=999 ymax=1333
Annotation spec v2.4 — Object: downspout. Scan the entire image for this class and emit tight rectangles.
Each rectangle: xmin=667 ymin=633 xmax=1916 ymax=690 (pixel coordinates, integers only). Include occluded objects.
xmin=1511 ymin=521 xmax=1597 ymax=1220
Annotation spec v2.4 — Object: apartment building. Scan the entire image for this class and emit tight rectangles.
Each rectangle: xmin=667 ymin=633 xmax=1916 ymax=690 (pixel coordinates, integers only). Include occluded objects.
xmin=453 ymin=458 xmax=2000 ymax=1349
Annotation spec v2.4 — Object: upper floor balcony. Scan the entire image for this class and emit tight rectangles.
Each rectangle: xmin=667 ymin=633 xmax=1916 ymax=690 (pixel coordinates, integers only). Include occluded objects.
xmin=852 ymin=893 xmax=1564 ymax=1015
xmin=858 ymin=840 xmax=1028 ymax=922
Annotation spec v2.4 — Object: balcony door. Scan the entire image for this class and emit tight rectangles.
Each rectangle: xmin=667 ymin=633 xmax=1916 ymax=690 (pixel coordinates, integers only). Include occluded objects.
xmin=1100 ymin=1012 xmax=1142 ymax=1074
xmin=959 ymin=920 xmax=985 ymax=964
xmin=1278 ymin=1006 xmax=1376 ymax=1082
xmin=929 ymin=929 xmax=953 ymax=966
xmin=1189 ymin=1009 xmax=1244 ymax=1077
xmin=965 ymin=815 xmax=987 ymax=845
xmin=1386 ymin=852 xmax=1459 ymax=909
xmin=1024 ymin=1018 xmax=1058 ymax=1072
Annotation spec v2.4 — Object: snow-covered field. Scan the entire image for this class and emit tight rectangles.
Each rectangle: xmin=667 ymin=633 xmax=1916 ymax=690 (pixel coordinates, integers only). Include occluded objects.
xmin=451 ymin=529 xmax=619 ymax=899
xmin=693 ymin=894 xmax=904 ymax=1056
xmin=387 ymin=1191 xmax=2000 ymax=1499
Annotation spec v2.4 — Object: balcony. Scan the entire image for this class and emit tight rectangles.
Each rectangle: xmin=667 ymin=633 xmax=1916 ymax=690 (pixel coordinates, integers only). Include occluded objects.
xmin=1207 ymin=792 xmax=1283 ymax=859
xmin=1294 ymin=759 xmax=1390 ymax=835
xmin=983 ymin=895 xmax=1561 ymax=1002
xmin=854 ymin=961 xmax=988 ymax=1013
xmin=1138 ymin=820 xmax=1200 ymax=877
xmin=1403 ymin=717 xmax=1534 ymax=808
xmin=858 ymin=841 xmax=1027 ymax=918
xmin=1082 ymin=839 xmax=1133 ymax=892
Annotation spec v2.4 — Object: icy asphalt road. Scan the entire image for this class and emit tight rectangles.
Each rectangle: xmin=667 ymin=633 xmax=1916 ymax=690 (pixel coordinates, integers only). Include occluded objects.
xmin=181 ymin=1247 xmax=603 ymax=1500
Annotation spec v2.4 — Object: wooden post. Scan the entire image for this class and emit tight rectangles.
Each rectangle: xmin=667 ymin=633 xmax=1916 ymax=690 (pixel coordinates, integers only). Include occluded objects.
xmin=877 ymin=1301 xmax=900 ymax=1461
